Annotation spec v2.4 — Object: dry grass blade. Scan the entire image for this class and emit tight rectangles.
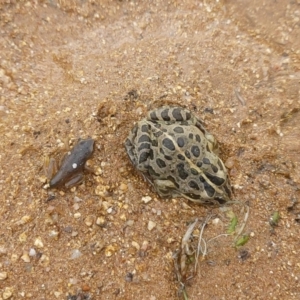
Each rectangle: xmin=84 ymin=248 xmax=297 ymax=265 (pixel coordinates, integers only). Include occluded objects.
xmin=234 ymin=204 xmax=250 ymax=242
xmin=194 ymin=214 xmax=213 ymax=273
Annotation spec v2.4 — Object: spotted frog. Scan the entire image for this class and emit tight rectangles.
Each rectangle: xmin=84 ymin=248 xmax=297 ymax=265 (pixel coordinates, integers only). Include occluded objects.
xmin=46 ymin=138 xmax=94 ymax=189
xmin=124 ymin=106 xmax=232 ymax=205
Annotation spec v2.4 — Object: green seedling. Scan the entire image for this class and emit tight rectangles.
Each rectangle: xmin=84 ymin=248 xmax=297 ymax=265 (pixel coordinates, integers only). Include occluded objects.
xmin=235 ymin=234 xmax=250 ymax=247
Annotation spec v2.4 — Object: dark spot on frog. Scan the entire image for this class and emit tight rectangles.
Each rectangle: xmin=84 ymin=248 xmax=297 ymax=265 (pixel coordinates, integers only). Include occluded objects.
xmin=197 ymin=161 xmax=203 ymax=168
xmin=138 ymin=151 xmax=149 ymax=164
xmin=177 ymin=162 xmax=189 ymax=180
xmin=173 ymin=126 xmax=184 ymax=134
xmin=162 ymin=138 xmax=175 ymax=151
xmin=156 ymin=158 xmax=166 ymax=168
xmin=177 ymin=137 xmax=185 ymax=147
xmin=153 ymin=131 xmax=163 ymax=138
xmin=191 ymin=145 xmax=200 ymax=157
xmin=189 ymin=180 xmax=200 ymax=190
xmin=161 ymin=108 xmax=171 ymax=121
xmin=149 ymin=149 xmax=154 ymax=160
xmin=204 ymin=172 xmax=225 ymax=186
xmin=150 ymin=111 xmax=159 ymax=121
xmin=203 ymin=157 xmax=210 ymax=164
xmin=215 ymin=197 xmax=227 ymax=205
xmin=152 ymin=139 xmax=158 ymax=147
xmin=148 ymin=165 xmax=160 ymax=177
xmin=195 ymin=134 xmax=201 ymax=143
xmin=141 ymin=124 xmax=148 ymax=132
xmin=159 ymin=147 xmax=165 ymax=155
xmin=203 ymin=181 xmax=215 ymax=197
xmin=138 ymin=134 xmax=151 ymax=143
xmin=191 ymin=168 xmax=198 ymax=175
xmin=49 ymin=138 xmax=94 ymax=189
xmin=189 ymin=133 xmax=193 ymax=139
xmin=177 ymin=154 xmax=185 ymax=161
xmin=138 ymin=142 xmax=151 ymax=152
xmin=224 ymin=184 xmax=232 ymax=197
xmin=184 ymin=149 xmax=191 ymax=159
xmin=171 ymin=108 xmax=184 ymax=121
xmin=211 ymin=164 xmax=218 ymax=173
xmin=164 ymin=155 xmax=172 ymax=161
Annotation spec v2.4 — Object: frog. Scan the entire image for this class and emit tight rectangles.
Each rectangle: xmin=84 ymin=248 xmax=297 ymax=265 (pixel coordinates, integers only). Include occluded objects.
xmin=45 ymin=138 xmax=95 ymax=189
xmin=124 ymin=106 xmax=232 ymax=205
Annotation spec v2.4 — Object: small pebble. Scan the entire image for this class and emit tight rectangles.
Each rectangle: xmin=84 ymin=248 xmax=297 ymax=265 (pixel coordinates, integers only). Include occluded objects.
xmin=29 ymin=248 xmax=36 ymax=256
xmin=73 ymin=203 xmax=80 ymax=210
xmin=2 ymin=287 xmax=13 ymax=299
xmin=74 ymin=196 xmax=83 ymax=202
xmin=16 ymin=215 xmax=32 ymax=225
xmin=125 ymin=220 xmax=134 ymax=226
xmin=212 ymin=218 xmax=220 ymax=225
xmin=120 ymin=214 xmax=126 ymax=221
xmin=105 ymin=245 xmax=116 ymax=257
xmin=131 ymin=241 xmax=140 ymax=250
xmin=82 ymin=284 xmax=90 ymax=292
xmin=19 ymin=232 xmax=27 ymax=243
xmin=167 ymin=237 xmax=175 ymax=244
xmin=49 ymin=230 xmax=59 ymax=239
xmin=119 ymin=183 xmax=128 ymax=191
xmin=0 ymin=271 xmax=8 ymax=280
xmin=96 ymin=216 xmax=105 ymax=226
xmin=74 ymin=212 xmax=81 ymax=219
xmin=225 ymin=157 xmax=235 ymax=169
xmin=69 ymin=278 xmax=78 ymax=285
xmin=125 ymin=272 xmax=133 ymax=282
xmin=0 ymin=246 xmax=7 ymax=255
xmin=85 ymin=216 xmax=94 ymax=227
xmin=21 ymin=253 xmax=30 ymax=263
xmin=34 ymin=237 xmax=44 ymax=248
xmin=142 ymin=196 xmax=152 ymax=203
xmin=70 ymin=249 xmax=82 ymax=259
xmin=64 ymin=226 xmax=73 ymax=233
xmin=147 ymin=220 xmax=156 ymax=231
xmin=11 ymin=254 xmax=19 ymax=262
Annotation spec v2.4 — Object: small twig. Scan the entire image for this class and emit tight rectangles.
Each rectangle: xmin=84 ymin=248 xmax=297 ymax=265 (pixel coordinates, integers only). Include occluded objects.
xmin=235 ymin=88 xmax=246 ymax=106
xmin=207 ymin=233 xmax=230 ymax=244
xmin=182 ymin=286 xmax=189 ymax=300
xmin=195 ymin=214 xmax=212 ymax=272
xmin=182 ymin=218 xmax=198 ymax=254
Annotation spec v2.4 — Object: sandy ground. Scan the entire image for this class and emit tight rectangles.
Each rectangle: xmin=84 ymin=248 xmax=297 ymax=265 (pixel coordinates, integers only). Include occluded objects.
xmin=0 ymin=0 xmax=300 ymax=299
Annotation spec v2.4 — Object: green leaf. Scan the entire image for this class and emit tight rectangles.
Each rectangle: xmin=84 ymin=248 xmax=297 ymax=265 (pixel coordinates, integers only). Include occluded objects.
xmin=269 ymin=211 xmax=280 ymax=227
xmin=235 ymin=235 xmax=250 ymax=247
xmin=227 ymin=215 xmax=238 ymax=234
